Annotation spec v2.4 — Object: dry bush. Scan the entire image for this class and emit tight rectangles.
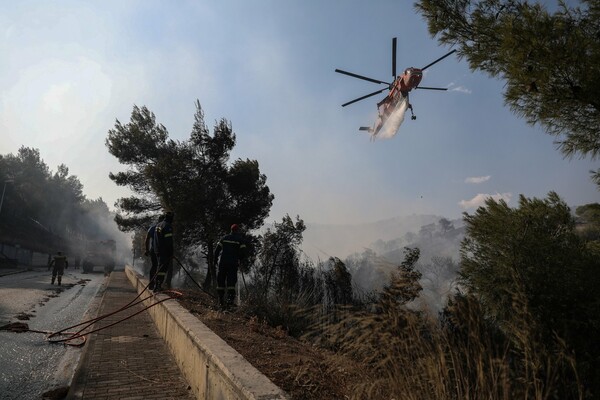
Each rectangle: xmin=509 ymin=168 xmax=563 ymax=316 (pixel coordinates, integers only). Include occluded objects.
xmin=305 ymin=289 xmax=582 ymax=400
xmin=241 ymin=283 xmax=321 ymax=337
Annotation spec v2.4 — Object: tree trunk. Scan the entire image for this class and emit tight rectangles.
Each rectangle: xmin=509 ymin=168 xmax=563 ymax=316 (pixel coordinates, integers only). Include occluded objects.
xmin=203 ymin=242 xmax=216 ymax=290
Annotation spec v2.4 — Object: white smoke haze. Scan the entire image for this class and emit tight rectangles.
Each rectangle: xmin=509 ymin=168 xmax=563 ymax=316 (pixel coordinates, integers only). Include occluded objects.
xmin=459 ymin=192 xmax=512 ymax=209
xmin=59 ymin=202 xmax=132 ymax=268
xmin=301 ymin=214 xmax=443 ymax=261
xmin=92 ymin=212 xmax=132 ymax=268
xmin=325 ymin=215 xmax=466 ymax=313
xmin=372 ymin=98 xmax=408 ymax=140
xmin=465 ymin=175 xmax=491 ymax=184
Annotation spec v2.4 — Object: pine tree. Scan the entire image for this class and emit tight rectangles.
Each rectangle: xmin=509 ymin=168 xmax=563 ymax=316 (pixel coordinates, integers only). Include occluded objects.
xmin=416 ymin=0 xmax=600 ymax=183
xmin=106 ymin=101 xmax=273 ymax=287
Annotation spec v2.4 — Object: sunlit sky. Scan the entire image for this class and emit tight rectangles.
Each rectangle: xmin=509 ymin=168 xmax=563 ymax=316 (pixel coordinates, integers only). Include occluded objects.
xmin=1 ymin=1 xmax=597 ymax=225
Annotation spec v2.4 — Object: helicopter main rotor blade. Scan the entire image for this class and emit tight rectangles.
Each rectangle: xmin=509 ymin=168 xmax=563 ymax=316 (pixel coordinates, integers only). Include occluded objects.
xmin=392 ymin=37 xmax=397 ymax=78
xmin=415 ymin=86 xmax=449 ymax=91
xmin=421 ymin=49 xmax=457 ymax=71
xmin=342 ymin=87 xmax=388 ymax=107
xmin=335 ymin=69 xmax=391 ymax=85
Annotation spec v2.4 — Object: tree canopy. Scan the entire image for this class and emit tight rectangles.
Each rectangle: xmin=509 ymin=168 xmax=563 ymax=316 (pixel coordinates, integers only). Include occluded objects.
xmin=415 ymin=0 xmax=600 ymax=183
xmin=106 ymin=101 xmax=274 ymax=287
xmin=0 ymin=147 xmax=118 ymax=253
xmin=459 ymin=192 xmax=600 ymax=392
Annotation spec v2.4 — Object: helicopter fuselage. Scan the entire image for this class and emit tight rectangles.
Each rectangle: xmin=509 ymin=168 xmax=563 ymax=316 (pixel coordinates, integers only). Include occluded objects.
xmin=379 ymin=68 xmax=422 ymax=110
xmin=393 ymin=68 xmax=423 ymax=96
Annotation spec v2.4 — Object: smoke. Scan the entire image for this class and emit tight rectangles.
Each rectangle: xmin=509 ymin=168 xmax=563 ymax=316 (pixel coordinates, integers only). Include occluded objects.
xmin=338 ymin=217 xmax=466 ymax=313
xmin=302 ymin=214 xmax=442 ymax=261
xmin=90 ymin=211 xmax=132 ymax=267
xmin=63 ymin=202 xmax=132 ymax=267
xmin=372 ymin=98 xmax=408 ymax=140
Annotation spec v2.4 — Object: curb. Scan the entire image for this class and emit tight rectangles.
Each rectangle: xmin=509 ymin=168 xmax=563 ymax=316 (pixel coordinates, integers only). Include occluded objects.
xmin=125 ymin=266 xmax=289 ymax=400
xmin=65 ymin=274 xmax=111 ymax=400
xmin=0 ymin=269 xmax=28 ymax=277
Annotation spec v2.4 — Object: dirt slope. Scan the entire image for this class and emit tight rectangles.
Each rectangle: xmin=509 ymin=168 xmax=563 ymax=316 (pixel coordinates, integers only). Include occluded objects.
xmin=176 ymin=289 xmax=369 ymax=400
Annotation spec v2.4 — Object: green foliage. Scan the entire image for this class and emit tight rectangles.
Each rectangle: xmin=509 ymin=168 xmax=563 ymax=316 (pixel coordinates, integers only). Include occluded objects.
xmin=106 ymin=104 xmax=173 ymax=224
xmin=303 ymin=248 xmax=432 ymax=399
xmin=415 ymin=0 xmax=600 ymax=183
xmin=440 ymin=292 xmax=581 ymax=400
xmin=461 ymin=193 xmax=581 ymax=329
xmin=0 ymin=147 xmax=118 ymax=253
xmin=304 ymin=247 xmax=583 ymax=399
xmin=576 ymin=203 xmax=600 ymax=224
xmin=250 ymin=214 xmax=306 ymax=296
xmin=106 ymin=101 xmax=273 ymax=287
xmin=106 ymin=105 xmax=170 ymax=165
xmin=324 ymin=257 xmax=353 ymax=305
xmin=242 ymin=216 xmax=364 ymax=335
xmin=379 ymin=247 xmax=423 ymax=307
xmin=460 ymin=191 xmax=600 ymax=396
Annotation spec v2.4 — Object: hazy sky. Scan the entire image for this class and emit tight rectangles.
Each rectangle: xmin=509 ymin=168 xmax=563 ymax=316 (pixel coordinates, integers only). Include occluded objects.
xmin=1 ymin=0 xmax=597 ymax=225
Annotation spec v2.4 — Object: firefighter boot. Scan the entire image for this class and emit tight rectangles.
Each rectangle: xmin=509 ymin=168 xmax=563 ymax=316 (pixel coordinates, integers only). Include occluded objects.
xmin=57 ymin=276 xmax=62 ymax=286
xmin=51 ymin=276 xmax=55 ymax=285
xmin=218 ymin=290 xmax=226 ymax=310
xmin=227 ymin=289 xmax=237 ymax=308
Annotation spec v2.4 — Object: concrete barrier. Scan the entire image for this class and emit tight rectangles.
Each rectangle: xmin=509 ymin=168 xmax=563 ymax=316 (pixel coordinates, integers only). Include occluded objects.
xmin=125 ymin=266 xmax=289 ymax=400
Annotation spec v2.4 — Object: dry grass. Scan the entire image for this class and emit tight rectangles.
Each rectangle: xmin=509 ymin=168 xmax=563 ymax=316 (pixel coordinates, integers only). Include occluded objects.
xmin=303 ymin=291 xmax=583 ymax=400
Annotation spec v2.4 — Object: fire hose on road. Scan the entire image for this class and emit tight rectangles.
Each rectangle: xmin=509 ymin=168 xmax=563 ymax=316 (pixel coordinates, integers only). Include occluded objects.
xmin=0 ymin=257 xmax=213 ymax=347
xmin=0 ymin=273 xmax=183 ymax=347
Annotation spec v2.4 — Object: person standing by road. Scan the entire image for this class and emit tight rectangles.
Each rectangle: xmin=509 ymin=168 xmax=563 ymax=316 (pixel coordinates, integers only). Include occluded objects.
xmin=48 ymin=251 xmax=68 ymax=285
xmin=153 ymin=211 xmax=174 ymax=291
xmin=214 ymin=224 xmax=247 ymax=309
xmin=145 ymin=215 xmax=164 ymax=290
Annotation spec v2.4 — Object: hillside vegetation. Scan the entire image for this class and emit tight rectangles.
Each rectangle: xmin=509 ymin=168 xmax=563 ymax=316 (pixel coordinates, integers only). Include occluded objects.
xmin=0 ymin=147 xmax=127 ymax=260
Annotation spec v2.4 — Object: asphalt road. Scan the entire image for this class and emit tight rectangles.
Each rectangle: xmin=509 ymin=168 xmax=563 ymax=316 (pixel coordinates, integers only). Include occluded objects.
xmin=0 ymin=267 xmax=107 ymax=400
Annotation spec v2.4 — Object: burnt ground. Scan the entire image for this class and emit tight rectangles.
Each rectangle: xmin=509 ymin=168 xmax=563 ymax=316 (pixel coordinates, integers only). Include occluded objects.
xmin=176 ymin=289 xmax=370 ymax=400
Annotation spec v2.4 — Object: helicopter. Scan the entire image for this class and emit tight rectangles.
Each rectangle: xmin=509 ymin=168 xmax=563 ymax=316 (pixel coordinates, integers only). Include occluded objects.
xmin=335 ymin=37 xmax=456 ymax=138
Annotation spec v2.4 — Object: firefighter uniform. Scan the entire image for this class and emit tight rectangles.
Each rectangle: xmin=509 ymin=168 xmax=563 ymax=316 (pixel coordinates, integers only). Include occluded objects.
xmin=214 ymin=224 xmax=247 ymax=308
xmin=145 ymin=215 xmax=164 ymax=290
xmin=49 ymin=252 xmax=68 ymax=285
xmin=153 ymin=212 xmax=174 ymax=291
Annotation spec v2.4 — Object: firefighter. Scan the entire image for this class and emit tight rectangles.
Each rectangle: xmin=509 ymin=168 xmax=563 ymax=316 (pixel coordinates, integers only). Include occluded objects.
xmin=153 ymin=211 xmax=174 ymax=292
xmin=145 ymin=215 xmax=164 ymax=290
xmin=49 ymin=251 xmax=68 ymax=285
xmin=214 ymin=224 xmax=247 ymax=309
